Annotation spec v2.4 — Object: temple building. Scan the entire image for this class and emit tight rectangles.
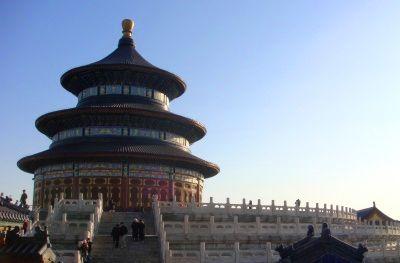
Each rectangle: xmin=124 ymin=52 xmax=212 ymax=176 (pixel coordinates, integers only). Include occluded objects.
xmin=357 ymin=202 xmax=398 ymax=226
xmin=10 ymin=19 xmax=400 ymax=262
xmin=17 ymin=19 xmax=219 ymax=211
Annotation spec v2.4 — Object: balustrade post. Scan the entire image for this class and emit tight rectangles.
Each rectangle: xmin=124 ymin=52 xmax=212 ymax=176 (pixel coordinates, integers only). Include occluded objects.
xmin=330 ymin=204 xmax=333 ymax=217
xmin=234 ymin=215 xmax=239 ymax=234
xmin=315 ymin=203 xmax=319 ymax=218
xmin=312 ymin=217 xmax=317 ymax=233
xmin=172 ymin=195 xmax=177 ymax=209
xmin=242 ymin=198 xmax=246 ymax=212
xmin=61 ymin=213 xmax=67 ymax=234
xmin=323 ymin=204 xmax=327 ymax=216
xmin=256 ymin=216 xmax=261 ymax=235
xmin=34 ymin=209 xmax=40 ymax=223
xmin=54 ymin=197 xmax=59 ymax=215
xmin=184 ymin=214 xmax=189 ymax=234
xmin=295 ymin=217 xmax=300 ymax=235
xmin=345 ymin=207 xmax=348 ymax=218
xmin=277 ymin=216 xmax=281 ymax=236
xmin=305 ymin=202 xmax=310 ymax=213
xmin=165 ymin=241 xmax=170 ymax=263
xmin=226 ymin=198 xmax=231 ymax=213
xmin=234 ymin=242 xmax=240 ymax=263
xmin=200 ymin=242 xmax=206 ymax=263
xmin=46 ymin=205 xmax=53 ymax=223
xmin=210 ymin=215 xmax=215 ymax=235
xmin=397 ymin=240 xmax=400 ymax=257
xmin=336 ymin=205 xmax=339 ymax=218
xmin=79 ymin=193 xmax=84 ymax=209
xmin=257 ymin=199 xmax=262 ymax=214
xmin=327 ymin=217 xmax=332 ymax=229
xmin=283 ymin=200 xmax=288 ymax=212
xmin=189 ymin=196 xmax=195 ymax=209
xmin=266 ymin=242 xmax=272 ymax=262
xmin=271 ymin=200 xmax=275 ymax=212
xmin=340 ymin=206 xmax=344 ymax=218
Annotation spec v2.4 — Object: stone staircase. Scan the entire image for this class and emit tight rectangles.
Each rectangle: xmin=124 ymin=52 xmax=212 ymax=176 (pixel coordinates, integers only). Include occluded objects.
xmin=91 ymin=211 xmax=160 ymax=263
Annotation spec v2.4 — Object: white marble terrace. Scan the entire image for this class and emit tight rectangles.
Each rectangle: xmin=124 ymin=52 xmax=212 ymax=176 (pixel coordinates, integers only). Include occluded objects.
xmin=152 ymin=196 xmax=400 ymax=263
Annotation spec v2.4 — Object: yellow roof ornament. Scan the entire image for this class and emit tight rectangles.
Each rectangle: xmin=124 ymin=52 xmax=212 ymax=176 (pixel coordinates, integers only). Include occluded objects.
xmin=122 ymin=19 xmax=134 ymax=38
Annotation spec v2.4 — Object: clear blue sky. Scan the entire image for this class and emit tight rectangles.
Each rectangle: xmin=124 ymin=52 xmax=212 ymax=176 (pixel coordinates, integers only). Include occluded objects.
xmin=1 ymin=1 xmax=400 ymax=218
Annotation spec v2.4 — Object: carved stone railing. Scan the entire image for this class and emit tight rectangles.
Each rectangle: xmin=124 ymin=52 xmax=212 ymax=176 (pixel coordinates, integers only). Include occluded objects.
xmin=364 ymin=241 xmax=400 ymax=262
xmin=162 ymin=216 xmax=400 ymax=239
xmin=153 ymin=195 xmax=168 ymax=263
xmin=39 ymin=193 xmax=103 ymax=240
xmin=167 ymin=241 xmax=280 ymax=263
xmin=158 ymin=197 xmax=358 ymax=220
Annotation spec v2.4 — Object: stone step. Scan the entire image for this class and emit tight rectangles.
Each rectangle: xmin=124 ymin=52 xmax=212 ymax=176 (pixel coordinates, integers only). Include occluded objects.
xmin=90 ymin=211 xmax=160 ymax=263
xmin=91 ymin=235 xmax=160 ymax=262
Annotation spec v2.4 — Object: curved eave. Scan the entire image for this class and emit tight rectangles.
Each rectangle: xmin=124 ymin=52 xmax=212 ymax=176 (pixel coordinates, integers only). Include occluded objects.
xmin=60 ymin=64 xmax=186 ymax=100
xmin=35 ymin=107 xmax=206 ymax=143
xmin=17 ymin=145 xmax=219 ymax=178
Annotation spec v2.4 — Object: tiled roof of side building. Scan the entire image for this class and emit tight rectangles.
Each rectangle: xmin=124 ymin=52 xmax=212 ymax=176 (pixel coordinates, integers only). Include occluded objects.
xmin=0 ymin=236 xmax=52 ymax=257
xmin=0 ymin=207 xmax=29 ymax=223
xmin=356 ymin=204 xmax=397 ymax=222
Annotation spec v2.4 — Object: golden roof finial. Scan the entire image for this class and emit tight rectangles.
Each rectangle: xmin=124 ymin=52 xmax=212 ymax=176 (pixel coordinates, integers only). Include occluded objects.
xmin=122 ymin=19 xmax=134 ymax=38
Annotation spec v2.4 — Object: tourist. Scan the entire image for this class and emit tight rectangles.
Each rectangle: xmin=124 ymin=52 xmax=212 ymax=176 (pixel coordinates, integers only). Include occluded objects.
xmin=131 ymin=218 xmax=139 ymax=241
xmin=78 ymin=239 xmax=90 ymax=262
xmin=33 ymin=226 xmax=46 ymax=240
xmin=20 ymin=190 xmax=28 ymax=208
xmin=119 ymin=222 xmax=128 ymax=248
xmin=111 ymin=224 xmax=120 ymax=248
xmin=295 ymin=199 xmax=301 ymax=208
xmin=108 ymin=199 xmax=115 ymax=212
xmin=0 ymin=230 xmax=6 ymax=247
xmin=86 ymin=237 xmax=92 ymax=254
xmin=22 ymin=219 xmax=29 ymax=235
xmin=138 ymin=219 xmax=145 ymax=241
xmin=5 ymin=226 xmax=20 ymax=245
xmin=248 ymin=200 xmax=252 ymax=209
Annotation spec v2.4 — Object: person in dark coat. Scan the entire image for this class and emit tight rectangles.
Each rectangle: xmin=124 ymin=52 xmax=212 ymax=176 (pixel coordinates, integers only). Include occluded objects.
xmin=111 ymin=224 xmax=120 ymax=248
xmin=119 ymin=222 xmax=128 ymax=248
xmin=20 ymin=190 xmax=28 ymax=208
xmin=138 ymin=219 xmax=145 ymax=241
xmin=131 ymin=218 xmax=139 ymax=241
xmin=6 ymin=226 xmax=19 ymax=246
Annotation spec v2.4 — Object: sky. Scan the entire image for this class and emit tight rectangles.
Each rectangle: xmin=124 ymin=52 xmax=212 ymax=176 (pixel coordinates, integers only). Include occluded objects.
xmin=1 ymin=1 xmax=400 ymax=218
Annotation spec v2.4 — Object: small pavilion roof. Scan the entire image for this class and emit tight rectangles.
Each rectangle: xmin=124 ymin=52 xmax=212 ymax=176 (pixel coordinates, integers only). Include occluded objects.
xmin=276 ymin=229 xmax=367 ymax=262
xmin=0 ymin=236 xmax=53 ymax=258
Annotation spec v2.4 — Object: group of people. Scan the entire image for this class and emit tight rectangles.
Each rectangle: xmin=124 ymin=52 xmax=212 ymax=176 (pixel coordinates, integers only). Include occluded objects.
xmin=0 ymin=226 xmax=21 ymax=246
xmin=0 ymin=190 xmax=29 ymax=209
xmin=78 ymin=237 xmax=93 ymax=263
xmin=111 ymin=218 xmax=145 ymax=248
xmin=0 ymin=221 xmax=45 ymax=247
